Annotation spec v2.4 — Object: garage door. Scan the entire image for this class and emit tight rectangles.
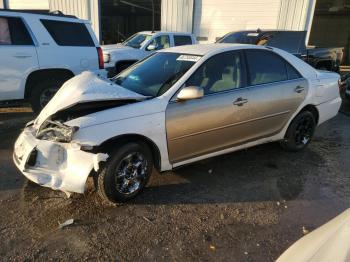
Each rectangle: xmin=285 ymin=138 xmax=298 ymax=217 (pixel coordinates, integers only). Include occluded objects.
xmin=193 ymin=0 xmax=282 ymax=43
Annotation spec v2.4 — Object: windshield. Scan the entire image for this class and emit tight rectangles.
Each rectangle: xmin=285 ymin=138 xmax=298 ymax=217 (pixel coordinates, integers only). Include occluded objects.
xmin=122 ymin=33 xmax=152 ymax=49
xmin=216 ymin=31 xmax=258 ymax=44
xmin=113 ymin=52 xmax=201 ymax=97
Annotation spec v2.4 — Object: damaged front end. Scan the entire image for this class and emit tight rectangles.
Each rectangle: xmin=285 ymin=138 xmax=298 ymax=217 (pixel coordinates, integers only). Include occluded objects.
xmin=36 ymin=120 xmax=79 ymax=143
xmin=13 ymin=71 xmax=149 ymax=195
xmin=13 ymin=124 xmax=108 ymax=194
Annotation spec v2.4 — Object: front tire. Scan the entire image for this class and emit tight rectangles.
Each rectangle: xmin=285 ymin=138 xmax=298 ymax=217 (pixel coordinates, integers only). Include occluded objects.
xmin=96 ymin=142 xmax=153 ymax=203
xmin=280 ymin=111 xmax=316 ymax=152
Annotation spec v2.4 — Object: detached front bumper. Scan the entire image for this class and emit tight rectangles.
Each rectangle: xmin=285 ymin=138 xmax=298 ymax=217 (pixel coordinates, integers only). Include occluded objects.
xmin=13 ymin=127 xmax=108 ymax=194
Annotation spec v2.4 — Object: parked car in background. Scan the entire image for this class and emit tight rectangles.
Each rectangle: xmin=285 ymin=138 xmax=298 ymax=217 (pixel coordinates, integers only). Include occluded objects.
xmin=13 ymin=44 xmax=341 ymax=203
xmin=340 ymin=73 xmax=350 ymax=100
xmin=277 ymin=209 xmax=350 ymax=262
xmin=216 ymin=30 xmax=344 ymax=72
xmin=102 ymin=31 xmax=196 ymax=77
xmin=0 ymin=10 xmax=105 ymax=113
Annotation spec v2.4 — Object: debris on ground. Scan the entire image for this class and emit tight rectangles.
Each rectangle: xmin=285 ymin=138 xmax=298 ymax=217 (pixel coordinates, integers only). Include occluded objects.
xmin=209 ymin=244 xmax=216 ymax=251
xmin=142 ymin=216 xmax=153 ymax=224
xmin=58 ymin=219 xmax=74 ymax=229
xmin=302 ymin=226 xmax=309 ymax=235
xmin=277 ymin=201 xmax=280 ymax=206
xmin=244 ymin=251 xmax=248 ymax=255
xmin=208 ymin=169 xmax=213 ymax=174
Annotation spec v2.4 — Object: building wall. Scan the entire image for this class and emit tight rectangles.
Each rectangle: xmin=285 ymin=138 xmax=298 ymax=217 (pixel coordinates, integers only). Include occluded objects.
xmin=6 ymin=0 xmax=49 ymax=9
xmin=48 ymin=0 xmax=100 ymax=42
xmin=277 ymin=0 xmax=316 ymax=43
xmin=161 ymin=0 xmax=316 ymax=44
xmin=161 ymin=0 xmax=194 ymax=32
xmin=0 ymin=1 xmax=4 ymax=8
xmin=193 ymin=0 xmax=282 ymax=43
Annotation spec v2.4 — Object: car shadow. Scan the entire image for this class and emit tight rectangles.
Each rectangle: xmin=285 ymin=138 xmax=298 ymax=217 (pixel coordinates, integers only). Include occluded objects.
xmin=130 ymin=142 xmax=324 ymax=205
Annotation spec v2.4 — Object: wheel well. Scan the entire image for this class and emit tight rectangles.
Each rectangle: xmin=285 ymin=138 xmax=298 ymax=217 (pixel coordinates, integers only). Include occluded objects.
xmin=300 ymin=105 xmax=319 ymax=124
xmin=24 ymin=69 xmax=74 ymax=99
xmin=96 ymin=134 xmax=161 ymax=171
xmin=316 ymin=60 xmax=332 ymax=71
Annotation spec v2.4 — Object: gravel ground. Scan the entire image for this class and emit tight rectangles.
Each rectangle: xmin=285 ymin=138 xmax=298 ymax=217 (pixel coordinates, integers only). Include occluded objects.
xmin=0 ymin=101 xmax=350 ymax=261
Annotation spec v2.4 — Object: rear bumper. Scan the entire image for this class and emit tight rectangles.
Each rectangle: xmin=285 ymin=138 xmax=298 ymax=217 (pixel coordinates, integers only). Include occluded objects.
xmin=13 ymin=127 xmax=108 ymax=194
xmin=316 ymin=97 xmax=342 ymax=125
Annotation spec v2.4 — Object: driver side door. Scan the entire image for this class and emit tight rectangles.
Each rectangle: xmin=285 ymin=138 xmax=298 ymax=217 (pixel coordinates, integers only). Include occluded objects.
xmin=165 ymin=51 xmax=252 ymax=164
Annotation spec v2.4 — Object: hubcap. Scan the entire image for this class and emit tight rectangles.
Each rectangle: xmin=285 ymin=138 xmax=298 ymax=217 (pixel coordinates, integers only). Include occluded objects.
xmin=115 ymin=152 xmax=148 ymax=195
xmin=39 ymin=87 xmax=59 ymax=108
xmin=294 ymin=116 xmax=314 ymax=146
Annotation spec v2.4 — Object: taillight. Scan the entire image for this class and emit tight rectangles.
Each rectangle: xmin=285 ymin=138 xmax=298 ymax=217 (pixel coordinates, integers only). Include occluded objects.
xmin=97 ymin=47 xmax=104 ymax=69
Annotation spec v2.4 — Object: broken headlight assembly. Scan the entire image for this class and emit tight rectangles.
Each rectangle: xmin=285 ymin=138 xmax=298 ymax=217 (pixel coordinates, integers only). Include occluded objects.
xmin=36 ymin=120 xmax=79 ymax=143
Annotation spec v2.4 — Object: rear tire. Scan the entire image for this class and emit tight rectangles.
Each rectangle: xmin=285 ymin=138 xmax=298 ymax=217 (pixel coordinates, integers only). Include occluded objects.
xmin=280 ymin=111 xmax=316 ymax=152
xmin=29 ymin=77 xmax=68 ymax=114
xmin=96 ymin=142 xmax=153 ymax=204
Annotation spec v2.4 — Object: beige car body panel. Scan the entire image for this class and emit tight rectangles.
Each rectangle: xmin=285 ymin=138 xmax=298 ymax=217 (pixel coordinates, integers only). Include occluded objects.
xmin=166 ymin=65 xmax=309 ymax=164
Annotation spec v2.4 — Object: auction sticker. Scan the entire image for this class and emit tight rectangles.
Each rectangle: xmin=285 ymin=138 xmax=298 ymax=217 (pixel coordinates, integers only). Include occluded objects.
xmin=177 ymin=55 xmax=201 ymax=62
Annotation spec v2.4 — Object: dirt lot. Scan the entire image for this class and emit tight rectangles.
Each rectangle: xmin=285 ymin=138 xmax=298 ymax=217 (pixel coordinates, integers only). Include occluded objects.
xmin=0 ymin=101 xmax=350 ymax=261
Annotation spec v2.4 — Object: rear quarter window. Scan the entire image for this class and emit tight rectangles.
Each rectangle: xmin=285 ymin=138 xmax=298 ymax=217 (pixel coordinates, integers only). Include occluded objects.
xmin=41 ymin=19 xmax=94 ymax=47
xmin=286 ymin=63 xmax=302 ymax=80
xmin=174 ymin=35 xmax=192 ymax=46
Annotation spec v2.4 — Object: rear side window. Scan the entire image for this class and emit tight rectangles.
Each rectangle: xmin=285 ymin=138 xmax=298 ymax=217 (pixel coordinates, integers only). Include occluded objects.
xmin=174 ymin=35 xmax=192 ymax=46
xmin=41 ymin=19 xmax=94 ymax=46
xmin=0 ymin=16 xmax=33 ymax=45
xmin=286 ymin=63 xmax=302 ymax=80
xmin=245 ymin=49 xmax=287 ymax=85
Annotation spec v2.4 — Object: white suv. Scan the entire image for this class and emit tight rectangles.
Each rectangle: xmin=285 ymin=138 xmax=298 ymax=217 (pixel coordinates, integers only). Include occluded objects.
xmin=0 ymin=10 xmax=105 ymax=113
xmin=102 ymin=31 xmax=196 ymax=77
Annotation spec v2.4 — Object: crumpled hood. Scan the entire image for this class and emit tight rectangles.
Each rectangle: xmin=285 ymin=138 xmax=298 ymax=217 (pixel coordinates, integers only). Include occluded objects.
xmin=34 ymin=71 xmax=147 ymax=128
xmin=102 ymin=43 xmax=134 ymax=52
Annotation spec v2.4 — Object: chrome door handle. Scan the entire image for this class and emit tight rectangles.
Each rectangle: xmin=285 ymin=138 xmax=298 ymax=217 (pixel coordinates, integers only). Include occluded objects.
xmin=295 ymin=86 xmax=305 ymax=93
xmin=233 ymin=97 xmax=248 ymax=106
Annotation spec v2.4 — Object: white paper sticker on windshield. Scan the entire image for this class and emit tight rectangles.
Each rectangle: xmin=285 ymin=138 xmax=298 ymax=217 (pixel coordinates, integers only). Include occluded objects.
xmin=177 ymin=55 xmax=201 ymax=62
xmin=247 ymin=32 xmax=259 ymax=37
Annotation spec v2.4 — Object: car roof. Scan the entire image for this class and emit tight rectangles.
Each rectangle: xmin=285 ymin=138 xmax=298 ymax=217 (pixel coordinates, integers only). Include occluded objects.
xmin=159 ymin=43 xmax=264 ymax=56
xmin=138 ymin=31 xmax=193 ymax=35
xmin=0 ymin=9 xmax=86 ymax=23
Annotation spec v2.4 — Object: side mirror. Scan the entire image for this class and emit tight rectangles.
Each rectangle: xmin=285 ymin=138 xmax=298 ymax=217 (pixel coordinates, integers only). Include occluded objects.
xmin=146 ymin=44 xmax=156 ymax=51
xmin=177 ymin=86 xmax=204 ymax=101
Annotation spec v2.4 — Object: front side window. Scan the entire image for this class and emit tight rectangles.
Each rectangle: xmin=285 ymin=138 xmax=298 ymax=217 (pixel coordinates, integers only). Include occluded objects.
xmin=113 ymin=52 xmax=200 ymax=97
xmin=245 ymin=49 xmax=288 ymax=85
xmin=41 ymin=19 xmax=94 ymax=46
xmin=123 ymin=33 xmax=152 ymax=49
xmin=0 ymin=17 xmax=33 ymax=45
xmin=174 ymin=35 xmax=192 ymax=46
xmin=146 ymin=35 xmax=170 ymax=51
xmin=186 ymin=51 xmax=246 ymax=95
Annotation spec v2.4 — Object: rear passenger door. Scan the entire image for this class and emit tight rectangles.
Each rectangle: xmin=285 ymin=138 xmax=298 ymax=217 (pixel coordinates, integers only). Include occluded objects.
xmin=244 ymin=49 xmax=308 ymax=139
xmin=36 ymin=19 xmax=99 ymax=74
xmin=0 ymin=16 xmax=38 ymax=100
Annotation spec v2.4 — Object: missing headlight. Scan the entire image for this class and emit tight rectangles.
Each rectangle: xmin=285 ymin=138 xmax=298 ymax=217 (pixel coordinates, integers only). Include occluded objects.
xmin=36 ymin=120 xmax=79 ymax=143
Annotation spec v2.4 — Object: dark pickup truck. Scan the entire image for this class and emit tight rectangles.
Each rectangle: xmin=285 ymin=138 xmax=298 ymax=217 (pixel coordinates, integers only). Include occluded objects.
xmin=216 ymin=30 xmax=344 ymax=72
